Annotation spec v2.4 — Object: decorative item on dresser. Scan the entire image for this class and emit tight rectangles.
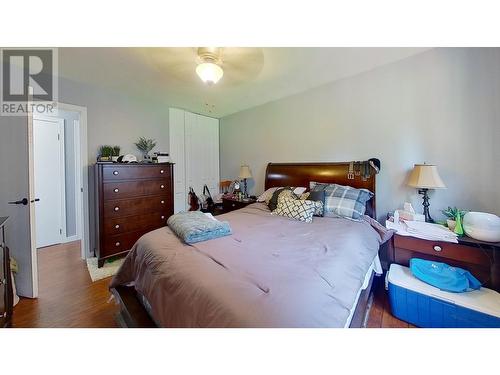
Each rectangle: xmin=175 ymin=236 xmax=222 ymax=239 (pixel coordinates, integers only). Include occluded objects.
xmin=389 ymin=233 xmax=500 ymax=292
xmin=0 ymin=217 xmax=13 ymax=328
xmin=94 ymin=163 xmax=174 ymax=268
xmin=407 ymin=163 xmax=446 ymax=223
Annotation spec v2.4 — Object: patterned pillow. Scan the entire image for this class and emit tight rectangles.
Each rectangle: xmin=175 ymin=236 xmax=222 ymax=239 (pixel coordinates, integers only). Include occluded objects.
xmin=257 ymin=187 xmax=279 ymax=203
xmin=307 ymin=190 xmax=325 ymax=216
xmin=273 ymin=198 xmax=316 ymax=223
xmin=310 ymin=182 xmax=373 ymax=220
xmin=257 ymin=186 xmax=307 ymax=204
xmin=299 ymin=192 xmax=310 ymax=200
xmin=268 ymin=187 xmax=297 ymax=211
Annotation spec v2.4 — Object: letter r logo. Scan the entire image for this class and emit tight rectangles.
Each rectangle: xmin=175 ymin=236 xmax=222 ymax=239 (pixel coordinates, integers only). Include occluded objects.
xmin=2 ymin=49 xmax=54 ymax=101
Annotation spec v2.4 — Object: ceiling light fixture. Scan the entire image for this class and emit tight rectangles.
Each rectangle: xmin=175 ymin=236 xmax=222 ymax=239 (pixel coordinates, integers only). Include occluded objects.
xmin=196 ymin=47 xmax=223 ymax=85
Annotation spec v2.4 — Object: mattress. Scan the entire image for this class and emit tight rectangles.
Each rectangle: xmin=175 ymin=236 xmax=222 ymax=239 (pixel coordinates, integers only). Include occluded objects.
xmin=343 ymin=255 xmax=382 ymax=327
xmin=111 ymin=203 xmax=392 ymax=327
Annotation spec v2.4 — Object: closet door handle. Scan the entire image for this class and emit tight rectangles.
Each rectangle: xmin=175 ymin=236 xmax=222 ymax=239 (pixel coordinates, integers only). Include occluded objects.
xmin=160 ymin=170 xmax=164 ymax=174
xmin=113 ymin=171 xmax=119 ymax=176
xmin=114 ymin=188 xmax=119 ymax=193
xmin=160 ymin=184 xmax=165 ymax=189
xmin=161 ymin=200 xmax=165 ymax=204
xmin=114 ymin=206 xmax=120 ymax=212
xmin=115 ymin=242 xmax=121 ymax=247
xmin=115 ymin=224 xmax=120 ymax=229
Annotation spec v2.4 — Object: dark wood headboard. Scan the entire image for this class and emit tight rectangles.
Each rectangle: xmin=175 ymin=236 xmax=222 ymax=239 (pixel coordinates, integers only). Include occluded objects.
xmin=264 ymin=162 xmax=377 ymax=218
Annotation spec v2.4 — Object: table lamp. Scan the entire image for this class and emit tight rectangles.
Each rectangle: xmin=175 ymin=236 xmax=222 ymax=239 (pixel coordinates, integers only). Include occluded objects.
xmin=407 ymin=163 xmax=446 ymax=223
xmin=238 ymin=165 xmax=252 ymax=198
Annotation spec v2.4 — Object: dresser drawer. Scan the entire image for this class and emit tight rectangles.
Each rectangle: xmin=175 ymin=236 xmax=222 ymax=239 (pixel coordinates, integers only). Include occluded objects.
xmin=101 ymin=229 xmax=153 ymax=257
xmin=103 ymin=179 xmax=171 ymax=199
xmin=103 ymin=212 xmax=170 ymax=236
xmin=103 ymin=195 xmax=171 ymax=218
xmin=394 ymin=235 xmax=491 ymax=266
xmin=102 ymin=165 xmax=171 ymax=181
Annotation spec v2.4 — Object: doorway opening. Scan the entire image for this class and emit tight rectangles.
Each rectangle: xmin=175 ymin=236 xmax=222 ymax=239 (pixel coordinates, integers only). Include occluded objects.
xmin=32 ymin=104 xmax=89 ymax=262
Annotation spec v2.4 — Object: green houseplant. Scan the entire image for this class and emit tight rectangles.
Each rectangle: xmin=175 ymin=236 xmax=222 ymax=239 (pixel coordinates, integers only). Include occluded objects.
xmin=112 ymin=146 xmax=121 ymax=161
xmin=134 ymin=137 xmax=156 ymax=160
xmin=441 ymin=206 xmax=467 ymax=231
xmin=99 ymin=145 xmax=113 ymax=162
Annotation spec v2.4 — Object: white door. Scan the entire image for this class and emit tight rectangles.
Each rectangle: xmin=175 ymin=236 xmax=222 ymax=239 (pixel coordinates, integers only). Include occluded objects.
xmin=169 ymin=108 xmax=187 ymax=213
xmin=33 ymin=117 xmax=65 ymax=248
xmin=0 ymin=98 xmax=38 ymax=297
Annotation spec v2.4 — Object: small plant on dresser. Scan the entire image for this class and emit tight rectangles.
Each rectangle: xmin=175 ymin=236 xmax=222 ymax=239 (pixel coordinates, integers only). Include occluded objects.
xmin=441 ymin=206 xmax=467 ymax=231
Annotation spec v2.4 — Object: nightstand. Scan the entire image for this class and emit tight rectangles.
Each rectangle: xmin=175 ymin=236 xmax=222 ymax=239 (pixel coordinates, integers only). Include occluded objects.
xmin=390 ymin=233 xmax=500 ymax=292
xmin=221 ymin=197 xmax=256 ymax=214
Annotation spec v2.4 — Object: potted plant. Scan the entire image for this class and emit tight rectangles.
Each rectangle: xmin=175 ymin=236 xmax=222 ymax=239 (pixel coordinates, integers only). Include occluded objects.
xmin=134 ymin=137 xmax=156 ymax=161
xmin=99 ymin=145 xmax=113 ymax=162
xmin=441 ymin=206 xmax=467 ymax=231
xmin=112 ymin=146 xmax=121 ymax=162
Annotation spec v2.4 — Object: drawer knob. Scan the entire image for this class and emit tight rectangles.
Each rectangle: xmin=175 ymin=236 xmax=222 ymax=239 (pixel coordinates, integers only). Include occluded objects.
xmin=433 ymin=245 xmax=442 ymax=252
xmin=114 ymin=188 xmax=119 ymax=193
xmin=160 ymin=184 xmax=165 ymax=189
xmin=115 ymin=242 xmax=120 ymax=247
xmin=161 ymin=200 xmax=165 ymax=204
xmin=113 ymin=171 xmax=119 ymax=175
xmin=161 ymin=215 xmax=165 ymax=220
xmin=114 ymin=206 xmax=120 ymax=211
xmin=115 ymin=224 xmax=120 ymax=229
xmin=232 ymin=203 xmax=235 ymax=207
xmin=160 ymin=170 xmax=164 ymax=174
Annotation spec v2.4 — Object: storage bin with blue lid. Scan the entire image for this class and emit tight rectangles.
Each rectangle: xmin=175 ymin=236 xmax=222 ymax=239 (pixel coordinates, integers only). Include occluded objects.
xmin=387 ymin=264 xmax=500 ymax=328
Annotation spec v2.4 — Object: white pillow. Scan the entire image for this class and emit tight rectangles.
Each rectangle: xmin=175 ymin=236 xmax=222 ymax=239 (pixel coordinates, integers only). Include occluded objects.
xmin=293 ymin=187 xmax=307 ymax=195
xmin=257 ymin=186 xmax=307 ymax=203
xmin=257 ymin=187 xmax=279 ymax=203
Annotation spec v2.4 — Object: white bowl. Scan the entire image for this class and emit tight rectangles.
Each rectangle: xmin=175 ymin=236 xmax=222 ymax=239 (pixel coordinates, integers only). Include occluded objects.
xmin=463 ymin=212 xmax=500 ymax=242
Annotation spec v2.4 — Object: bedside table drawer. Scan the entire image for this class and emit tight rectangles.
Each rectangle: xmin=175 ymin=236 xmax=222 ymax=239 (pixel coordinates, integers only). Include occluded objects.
xmin=394 ymin=235 xmax=490 ymax=266
xmin=223 ymin=199 xmax=246 ymax=212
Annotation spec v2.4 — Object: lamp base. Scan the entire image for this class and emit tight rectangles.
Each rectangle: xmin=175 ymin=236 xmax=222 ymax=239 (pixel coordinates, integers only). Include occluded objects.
xmin=243 ymin=178 xmax=248 ymax=198
xmin=418 ymin=188 xmax=434 ymax=223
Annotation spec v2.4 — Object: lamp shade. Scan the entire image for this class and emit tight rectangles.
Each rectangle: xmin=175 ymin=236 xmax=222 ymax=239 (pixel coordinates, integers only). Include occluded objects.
xmin=407 ymin=164 xmax=446 ymax=189
xmin=238 ymin=165 xmax=252 ymax=179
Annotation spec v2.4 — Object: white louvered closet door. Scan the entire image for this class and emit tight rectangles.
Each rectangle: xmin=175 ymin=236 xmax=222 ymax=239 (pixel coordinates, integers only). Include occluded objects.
xmin=185 ymin=112 xmax=219 ymax=200
xmin=170 ymin=108 xmax=219 ymax=213
xmin=169 ymin=108 xmax=187 ymax=213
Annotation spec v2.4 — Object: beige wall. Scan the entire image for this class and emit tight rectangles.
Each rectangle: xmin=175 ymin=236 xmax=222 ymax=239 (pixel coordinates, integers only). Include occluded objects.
xmin=57 ymin=77 xmax=171 ymax=256
xmin=220 ymin=48 xmax=500 ymax=221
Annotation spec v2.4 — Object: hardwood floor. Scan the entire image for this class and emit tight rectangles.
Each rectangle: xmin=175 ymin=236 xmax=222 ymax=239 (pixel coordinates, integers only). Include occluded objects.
xmin=12 ymin=241 xmax=411 ymax=328
xmin=12 ymin=241 xmax=119 ymax=328
xmin=366 ymin=274 xmax=416 ymax=328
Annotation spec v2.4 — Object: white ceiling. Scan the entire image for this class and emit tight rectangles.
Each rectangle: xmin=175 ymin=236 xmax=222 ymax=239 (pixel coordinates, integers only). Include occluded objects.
xmin=58 ymin=47 xmax=430 ymax=118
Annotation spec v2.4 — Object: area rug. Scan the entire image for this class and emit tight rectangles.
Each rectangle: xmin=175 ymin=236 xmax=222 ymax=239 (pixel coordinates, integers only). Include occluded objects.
xmin=86 ymin=256 xmax=124 ymax=282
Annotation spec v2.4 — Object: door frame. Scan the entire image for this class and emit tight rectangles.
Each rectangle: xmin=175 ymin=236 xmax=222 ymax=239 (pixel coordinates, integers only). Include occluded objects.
xmin=33 ymin=102 xmax=89 ymax=260
xmin=56 ymin=102 xmax=89 ymax=260
xmin=33 ymin=115 xmax=67 ymax=246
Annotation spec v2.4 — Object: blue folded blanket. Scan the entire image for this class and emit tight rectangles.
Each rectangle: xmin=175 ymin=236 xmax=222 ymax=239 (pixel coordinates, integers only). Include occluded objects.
xmin=167 ymin=211 xmax=232 ymax=244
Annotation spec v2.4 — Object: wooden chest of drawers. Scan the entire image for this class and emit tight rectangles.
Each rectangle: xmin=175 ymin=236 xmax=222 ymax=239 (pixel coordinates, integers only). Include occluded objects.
xmin=95 ymin=163 xmax=174 ymax=267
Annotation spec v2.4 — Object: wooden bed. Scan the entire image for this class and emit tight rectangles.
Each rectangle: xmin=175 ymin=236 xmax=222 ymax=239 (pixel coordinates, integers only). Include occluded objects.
xmin=112 ymin=160 xmax=379 ymax=328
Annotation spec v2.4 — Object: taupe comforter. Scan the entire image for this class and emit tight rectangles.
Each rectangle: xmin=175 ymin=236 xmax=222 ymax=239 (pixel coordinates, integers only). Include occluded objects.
xmin=110 ymin=203 xmax=392 ymax=327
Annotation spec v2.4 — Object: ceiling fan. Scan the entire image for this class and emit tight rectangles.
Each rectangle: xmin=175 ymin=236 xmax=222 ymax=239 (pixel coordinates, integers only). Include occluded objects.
xmin=195 ymin=47 xmax=224 ymax=84
xmin=139 ymin=47 xmax=264 ymax=87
